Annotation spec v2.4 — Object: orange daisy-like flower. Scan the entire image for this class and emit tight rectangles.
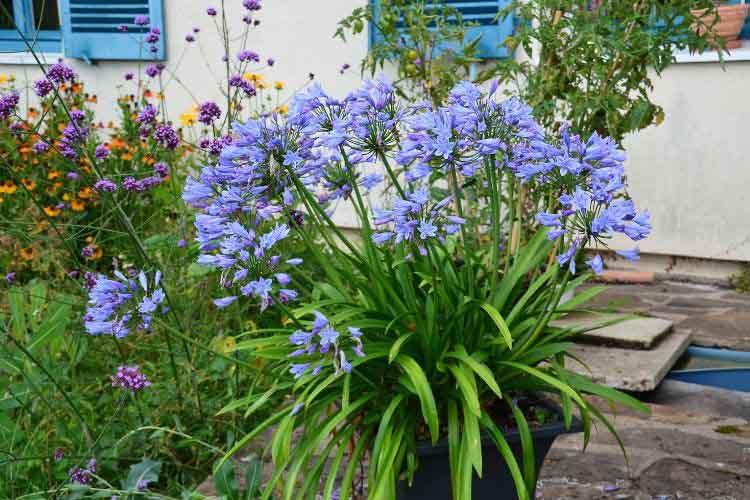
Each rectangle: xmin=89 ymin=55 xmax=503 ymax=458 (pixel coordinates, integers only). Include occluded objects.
xmin=62 ymin=192 xmax=71 ymax=201
xmin=21 ymin=178 xmax=36 ymax=191
xmin=78 ymin=187 xmax=93 ymax=199
xmin=143 ymin=155 xmax=155 ymax=166
xmin=47 ymin=170 xmax=60 ymax=180
xmin=19 ymin=246 xmax=36 ymax=261
xmin=71 ymin=199 xmax=85 ymax=212
xmin=43 ymin=205 xmax=61 ymax=217
xmin=121 ymin=152 xmax=133 ymax=161
xmin=28 ymin=108 xmax=39 ymax=119
xmin=0 ymin=180 xmax=17 ymax=194
xmin=143 ymin=89 xmax=154 ymax=99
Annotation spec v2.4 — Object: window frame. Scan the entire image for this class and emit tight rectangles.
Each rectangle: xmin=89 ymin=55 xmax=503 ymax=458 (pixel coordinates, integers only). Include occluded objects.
xmin=0 ymin=0 xmax=62 ymax=53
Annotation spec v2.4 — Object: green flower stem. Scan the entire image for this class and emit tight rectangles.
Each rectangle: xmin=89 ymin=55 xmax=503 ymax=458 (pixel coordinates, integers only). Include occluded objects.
xmin=484 ymin=156 xmax=502 ymax=292
xmin=379 ymin=152 xmax=406 ymax=199
xmin=503 ymin=176 xmax=516 ymax=275
xmin=511 ymin=265 xmax=573 ymax=361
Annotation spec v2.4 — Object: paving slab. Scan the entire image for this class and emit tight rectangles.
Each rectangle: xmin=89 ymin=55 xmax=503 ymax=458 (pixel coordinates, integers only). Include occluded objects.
xmin=582 ymin=281 xmax=750 ymax=351
xmin=567 ymin=331 xmax=691 ymax=391
xmin=540 ymin=385 xmax=750 ymax=500
xmin=552 ymin=313 xmax=673 ymax=349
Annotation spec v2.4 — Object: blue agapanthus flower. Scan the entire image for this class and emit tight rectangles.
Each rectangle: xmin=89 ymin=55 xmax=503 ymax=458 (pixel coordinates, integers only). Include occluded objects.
xmin=530 ymin=127 xmax=650 ymax=274
xmin=287 ymin=311 xmax=365 ymax=379
xmin=84 ymin=270 xmax=166 ymax=338
xmin=372 ymin=187 xmax=465 ymax=255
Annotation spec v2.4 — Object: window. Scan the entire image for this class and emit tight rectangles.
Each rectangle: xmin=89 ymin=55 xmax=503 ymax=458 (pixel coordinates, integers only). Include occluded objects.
xmin=370 ymin=1 xmax=514 ymax=59
xmin=0 ymin=0 xmax=62 ymax=53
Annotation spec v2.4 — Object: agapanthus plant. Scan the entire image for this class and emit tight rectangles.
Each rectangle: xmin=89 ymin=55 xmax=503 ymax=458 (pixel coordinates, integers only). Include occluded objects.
xmin=185 ymin=78 xmax=649 ymax=500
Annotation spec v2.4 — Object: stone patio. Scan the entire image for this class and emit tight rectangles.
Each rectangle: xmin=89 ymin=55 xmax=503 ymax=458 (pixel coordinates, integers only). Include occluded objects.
xmin=538 ymin=279 xmax=750 ymax=499
xmin=585 ymin=280 xmax=750 ymax=351
xmin=539 ymin=380 xmax=750 ymax=500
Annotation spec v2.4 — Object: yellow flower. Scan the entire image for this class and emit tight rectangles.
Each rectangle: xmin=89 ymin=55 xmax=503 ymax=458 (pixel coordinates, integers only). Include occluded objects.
xmin=180 ymin=111 xmax=197 ymax=126
xmin=0 ymin=74 xmax=10 ymax=84
xmin=43 ymin=205 xmax=61 ymax=217
xmin=47 ymin=170 xmax=60 ymax=180
xmin=19 ymin=246 xmax=36 ymax=261
xmin=21 ymin=178 xmax=36 ymax=191
xmin=275 ymin=104 xmax=289 ymax=115
xmin=243 ymin=72 xmax=263 ymax=83
xmin=71 ymin=199 xmax=85 ymax=212
xmin=78 ymin=187 xmax=93 ymax=199
xmin=0 ymin=180 xmax=17 ymax=194
xmin=274 ymin=81 xmax=284 ymax=90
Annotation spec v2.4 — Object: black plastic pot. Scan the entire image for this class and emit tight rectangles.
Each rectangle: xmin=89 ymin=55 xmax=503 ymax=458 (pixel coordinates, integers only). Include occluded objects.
xmin=397 ymin=407 xmax=581 ymax=499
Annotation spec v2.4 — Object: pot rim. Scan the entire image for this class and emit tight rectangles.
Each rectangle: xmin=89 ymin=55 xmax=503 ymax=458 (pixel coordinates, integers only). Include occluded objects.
xmin=413 ymin=399 xmax=583 ymax=456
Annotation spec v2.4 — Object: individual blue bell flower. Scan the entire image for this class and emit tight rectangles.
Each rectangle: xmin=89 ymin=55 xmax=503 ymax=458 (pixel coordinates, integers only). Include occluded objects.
xmin=84 ymin=270 xmax=166 ymax=338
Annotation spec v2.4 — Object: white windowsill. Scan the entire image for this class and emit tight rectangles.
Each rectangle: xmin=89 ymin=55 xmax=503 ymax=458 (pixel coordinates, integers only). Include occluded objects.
xmin=674 ymin=39 xmax=750 ymax=63
xmin=0 ymin=52 xmax=64 ymax=65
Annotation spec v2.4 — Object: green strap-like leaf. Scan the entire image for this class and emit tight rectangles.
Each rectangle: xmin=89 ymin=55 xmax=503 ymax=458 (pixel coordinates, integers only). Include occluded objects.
xmin=480 ymin=412 xmax=529 ymax=500
xmin=505 ymin=396 xmax=536 ymax=494
xmin=446 ymin=363 xmax=481 ymax=416
xmin=446 ymin=346 xmax=502 ymax=398
xmin=388 ymin=332 xmax=414 ymax=363
xmin=395 ymin=354 xmax=439 ymax=444
xmin=499 ymin=361 xmax=586 ymax=408
xmin=480 ymin=302 xmax=513 ymax=349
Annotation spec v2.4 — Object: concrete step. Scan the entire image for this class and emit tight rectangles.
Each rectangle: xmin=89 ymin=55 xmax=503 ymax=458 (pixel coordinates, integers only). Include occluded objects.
xmin=566 ymin=331 xmax=692 ymax=391
xmin=551 ymin=312 xmax=673 ymax=349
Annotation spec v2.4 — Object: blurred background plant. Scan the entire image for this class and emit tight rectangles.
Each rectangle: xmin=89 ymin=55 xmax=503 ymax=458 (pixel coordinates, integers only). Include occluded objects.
xmin=484 ymin=0 xmax=722 ymax=143
xmin=0 ymin=1 xmax=295 ymax=496
xmin=336 ymin=0 xmax=486 ymax=107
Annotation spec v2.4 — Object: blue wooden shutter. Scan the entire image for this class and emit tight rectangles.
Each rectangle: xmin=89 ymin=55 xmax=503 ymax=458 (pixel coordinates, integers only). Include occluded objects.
xmin=59 ymin=0 xmax=165 ymax=61
xmin=370 ymin=1 xmax=513 ymax=59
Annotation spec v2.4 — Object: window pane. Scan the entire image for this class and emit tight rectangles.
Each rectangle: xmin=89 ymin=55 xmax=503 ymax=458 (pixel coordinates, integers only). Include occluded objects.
xmin=33 ymin=0 xmax=59 ymax=30
xmin=0 ymin=0 xmax=15 ymax=30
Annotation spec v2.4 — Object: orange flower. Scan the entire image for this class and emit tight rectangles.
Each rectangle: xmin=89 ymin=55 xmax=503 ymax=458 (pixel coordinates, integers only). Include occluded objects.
xmin=110 ymin=138 xmax=126 ymax=149
xmin=121 ymin=152 xmax=133 ymax=161
xmin=21 ymin=178 xmax=36 ymax=191
xmin=0 ymin=180 xmax=17 ymax=194
xmin=35 ymin=220 xmax=48 ymax=231
xmin=87 ymin=246 xmax=103 ymax=260
xmin=71 ymin=199 xmax=85 ymax=211
xmin=45 ymin=182 xmax=62 ymax=196
xmin=19 ymin=145 xmax=32 ymax=154
xmin=71 ymin=83 xmax=83 ymax=93
xmin=143 ymin=89 xmax=154 ymax=99
xmin=43 ymin=205 xmax=61 ymax=217
xmin=28 ymin=108 xmax=39 ymax=118
xmin=19 ymin=246 xmax=36 ymax=261
xmin=86 ymin=94 xmax=98 ymax=103
xmin=47 ymin=170 xmax=60 ymax=180
xmin=142 ymin=155 xmax=155 ymax=165
xmin=78 ymin=187 xmax=93 ymax=199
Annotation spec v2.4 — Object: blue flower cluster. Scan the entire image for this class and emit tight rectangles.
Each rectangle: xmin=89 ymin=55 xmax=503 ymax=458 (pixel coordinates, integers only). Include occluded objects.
xmin=182 ymin=114 xmax=311 ymax=310
xmin=288 ymin=311 xmax=364 ymax=379
xmin=532 ymin=127 xmax=651 ymax=273
xmin=84 ymin=270 xmax=166 ymax=338
xmin=372 ymin=187 xmax=465 ymax=254
xmin=395 ymin=81 xmax=544 ymax=181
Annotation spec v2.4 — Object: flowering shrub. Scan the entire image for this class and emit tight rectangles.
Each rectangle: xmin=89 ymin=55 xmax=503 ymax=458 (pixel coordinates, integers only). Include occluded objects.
xmin=180 ymin=77 xmax=650 ymax=498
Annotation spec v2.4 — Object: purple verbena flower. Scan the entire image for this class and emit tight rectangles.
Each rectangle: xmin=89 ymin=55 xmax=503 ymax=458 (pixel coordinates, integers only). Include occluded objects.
xmin=112 ymin=365 xmax=151 ymax=392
